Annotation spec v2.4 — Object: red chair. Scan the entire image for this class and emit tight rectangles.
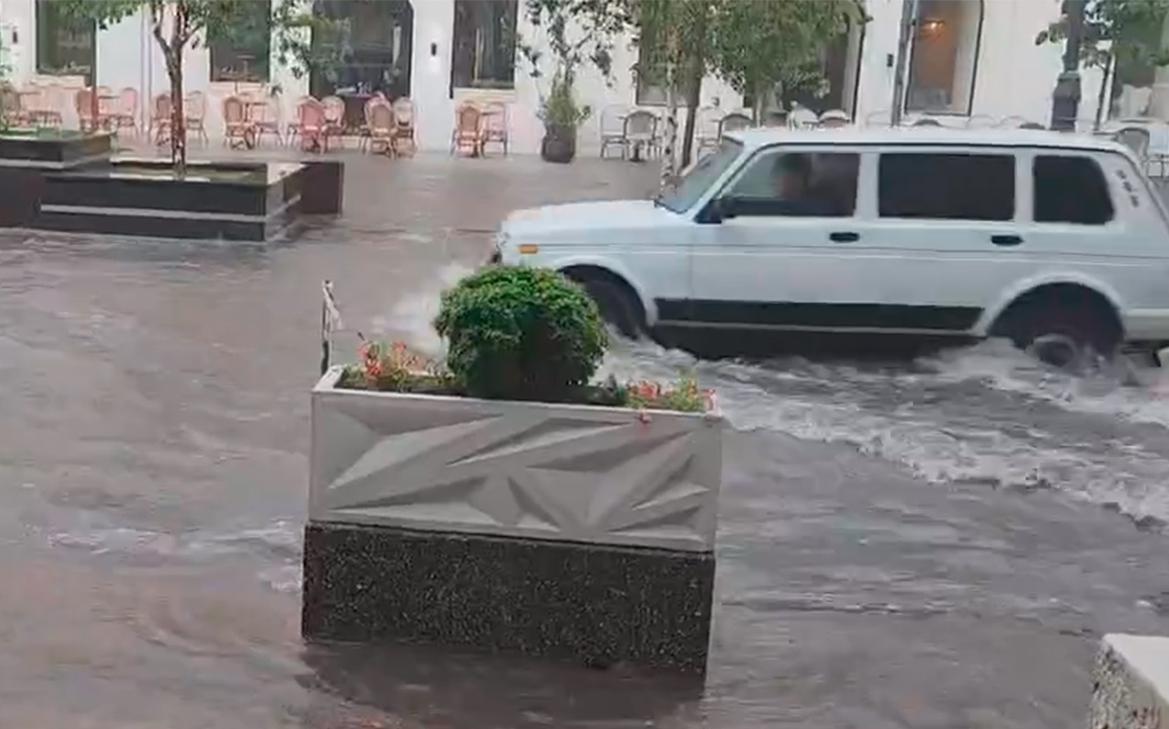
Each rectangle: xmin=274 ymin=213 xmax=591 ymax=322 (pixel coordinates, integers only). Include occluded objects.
xmin=297 ymin=99 xmax=328 ymax=152
xmin=113 ymin=87 xmax=139 ymax=138
xmin=75 ymin=88 xmax=98 ymax=133
xmin=222 ymin=95 xmax=252 ymax=148
xmin=150 ymin=93 xmax=172 ymax=145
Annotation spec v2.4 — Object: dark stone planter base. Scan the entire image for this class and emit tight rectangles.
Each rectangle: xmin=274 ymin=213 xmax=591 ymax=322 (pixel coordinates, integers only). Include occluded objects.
xmin=302 ymin=522 xmax=715 ymax=672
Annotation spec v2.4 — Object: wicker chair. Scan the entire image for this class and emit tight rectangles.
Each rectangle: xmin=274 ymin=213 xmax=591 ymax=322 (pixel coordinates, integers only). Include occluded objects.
xmin=622 ymin=109 xmax=657 ymax=160
xmin=391 ymin=97 xmax=417 ymax=157
xmin=367 ymin=101 xmax=395 ymax=155
xmin=450 ymin=103 xmax=483 ymax=156
xmin=222 ymin=95 xmax=251 ymax=148
xmin=184 ymin=90 xmax=207 ymax=144
xmin=297 ymin=99 xmax=328 ymax=152
xmin=481 ymin=101 xmax=509 ymax=156
xmin=150 ymin=93 xmax=172 ymax=145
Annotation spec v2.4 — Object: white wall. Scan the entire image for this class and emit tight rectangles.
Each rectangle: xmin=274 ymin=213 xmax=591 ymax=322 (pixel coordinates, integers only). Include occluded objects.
xmin=0 ymin=0 xmax=1117 ymax=143
xmin=853 ymin=0 xmax=1105 ymax=128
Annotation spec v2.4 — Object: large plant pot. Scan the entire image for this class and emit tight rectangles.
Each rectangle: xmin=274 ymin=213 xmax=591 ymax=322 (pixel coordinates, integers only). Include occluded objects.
xmin=540 ymin=124 xmax=577 ymax=163
xmin=302 ymin=366 xmax=724 ymax=671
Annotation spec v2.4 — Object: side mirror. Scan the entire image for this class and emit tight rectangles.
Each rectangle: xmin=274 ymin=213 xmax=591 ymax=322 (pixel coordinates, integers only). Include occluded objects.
xmin=710 ymin=196 xmax=740 ymax=223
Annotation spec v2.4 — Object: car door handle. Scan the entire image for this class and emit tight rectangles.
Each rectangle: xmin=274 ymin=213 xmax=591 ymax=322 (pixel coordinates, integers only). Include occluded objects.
xmin=991 ymin=234 xmax=1023 ymax=246
xmin=829 ymin=231 xmax=860 ymax=242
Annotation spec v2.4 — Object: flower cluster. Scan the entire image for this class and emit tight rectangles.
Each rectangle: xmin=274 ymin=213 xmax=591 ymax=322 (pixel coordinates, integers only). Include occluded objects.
xmin=349 ymin=340 xmax=437 ymax=389
xmin=625 ymin=376 xmax=716 ymax=414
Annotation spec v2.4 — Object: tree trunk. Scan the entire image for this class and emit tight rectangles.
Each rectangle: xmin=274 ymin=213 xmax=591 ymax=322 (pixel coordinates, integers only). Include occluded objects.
xmin=680 ymin=58 xmax=702 ymax=168
xmin=660 ymin=62 xmax=678 ymax=190
xmin=167 ymin=55 xmax=186 ymax=176
xmin=1094 ymin=52 xmax=1114 ymax=131
xmin=1150 ymin=7 xmax=1169 ymax=120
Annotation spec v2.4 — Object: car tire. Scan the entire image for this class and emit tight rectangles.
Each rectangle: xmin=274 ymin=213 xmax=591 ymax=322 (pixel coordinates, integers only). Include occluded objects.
xmin=995 ymin=297 xmax=1121 ymax=368
xmin=579 ymin=278 xmax=644 ymax=339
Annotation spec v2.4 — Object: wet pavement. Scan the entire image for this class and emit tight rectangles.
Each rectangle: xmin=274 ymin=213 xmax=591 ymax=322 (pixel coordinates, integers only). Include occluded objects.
xmin=1 ymin=150 xmax=1169 ymax=728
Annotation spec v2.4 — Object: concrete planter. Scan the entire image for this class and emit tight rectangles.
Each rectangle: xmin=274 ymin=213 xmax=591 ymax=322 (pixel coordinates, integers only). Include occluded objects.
xmin=1090 ymin=634 xmax=1169 ymax=728
xmin=302 ymin=366 xmax=723 ymax=671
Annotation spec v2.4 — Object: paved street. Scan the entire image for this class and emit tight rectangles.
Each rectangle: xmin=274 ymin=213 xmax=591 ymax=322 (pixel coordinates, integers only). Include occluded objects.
xmin=0 ymin=149 xmax=1167 ymax=728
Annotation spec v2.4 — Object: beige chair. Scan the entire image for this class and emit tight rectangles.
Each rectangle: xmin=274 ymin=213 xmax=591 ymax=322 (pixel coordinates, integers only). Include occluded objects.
xmin=391 ymin=97 xmax=416 ymax=157
xmin=450 ymin=103 xmax=483 ymax=156
xmin=321 ymin=95 xmax=345 ymax=149
xmin=481 ymin=101 xmax=509 ymax=156
xmin=622 ymin=109 xmax=657 ymax=160
xmin=250 ymin=99 xmax=280 ymax=147
xmin=598 ymin=104 xmax=628 ymax=158
xmin=181 ymin=90 xmax=206 ymax=144
xmin=367 ymin=101 xmax=394 ymax=155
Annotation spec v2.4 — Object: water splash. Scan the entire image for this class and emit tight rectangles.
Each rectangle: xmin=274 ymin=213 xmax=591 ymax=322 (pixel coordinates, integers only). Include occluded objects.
xmin=604 ymin=337 xmax=1169 ymax=526
xmin=370 ymin=261 xmax=472 ymax=358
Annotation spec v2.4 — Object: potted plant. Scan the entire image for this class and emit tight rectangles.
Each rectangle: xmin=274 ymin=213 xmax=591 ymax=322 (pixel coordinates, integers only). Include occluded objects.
xmin=538 ymin=70 xmax=590 ymax=163
xmin=303 ymin=266 xmax=723 ymax=672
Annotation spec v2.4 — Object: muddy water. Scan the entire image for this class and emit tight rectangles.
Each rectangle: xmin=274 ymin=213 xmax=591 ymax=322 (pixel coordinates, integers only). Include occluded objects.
xmin=1 ymin=155 xmax=1167 ymax=728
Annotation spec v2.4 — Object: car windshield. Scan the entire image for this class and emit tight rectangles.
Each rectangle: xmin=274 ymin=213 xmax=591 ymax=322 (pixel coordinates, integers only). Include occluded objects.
xmin=656 ymin=139 xmax=743 ymax=213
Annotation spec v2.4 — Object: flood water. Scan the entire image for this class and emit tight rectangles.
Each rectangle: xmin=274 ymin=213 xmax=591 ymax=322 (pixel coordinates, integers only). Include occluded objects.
xmin=1 ymin=154 xmax=1168 ymax=728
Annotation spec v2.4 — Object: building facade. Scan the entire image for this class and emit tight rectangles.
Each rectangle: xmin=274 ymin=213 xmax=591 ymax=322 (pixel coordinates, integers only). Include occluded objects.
xmin=0 ymin=0 xmax=1108 ymax=154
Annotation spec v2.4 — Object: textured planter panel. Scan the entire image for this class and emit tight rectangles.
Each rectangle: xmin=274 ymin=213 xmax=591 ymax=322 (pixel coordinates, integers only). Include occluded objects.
xmin=1090 ymin=634 xmax=1169 ymax=729
xmin=310 ymin=368 xmax=722 ymax=552
xmin=302 ymin=522 xmax=714 ymax=672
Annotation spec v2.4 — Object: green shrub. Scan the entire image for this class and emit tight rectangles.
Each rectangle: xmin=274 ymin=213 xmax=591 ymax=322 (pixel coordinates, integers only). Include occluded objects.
xmin=434 ymin=266 xmax=607 ymax=401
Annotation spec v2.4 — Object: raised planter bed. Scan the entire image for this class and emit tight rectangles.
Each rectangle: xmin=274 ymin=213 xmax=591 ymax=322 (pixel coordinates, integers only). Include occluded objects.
xmin=303 ymin=365 xmax=723 ymax=672
xmin=0 ymin=129 xmax=112 ymax=168
xmin=1090 ymin=634 xmax=1169 ymax=728
xmin=35 ymin=159 xmax=307 ymax=241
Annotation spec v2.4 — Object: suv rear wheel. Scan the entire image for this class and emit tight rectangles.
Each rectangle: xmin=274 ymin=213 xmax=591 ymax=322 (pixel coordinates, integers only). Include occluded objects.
xmin=993 ymin=291 xmax=1122 ymax=368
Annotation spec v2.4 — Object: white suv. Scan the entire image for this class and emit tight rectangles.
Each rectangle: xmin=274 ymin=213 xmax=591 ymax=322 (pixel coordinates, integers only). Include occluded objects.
xmin=496 ymin=128 xmax=1169 ymax=363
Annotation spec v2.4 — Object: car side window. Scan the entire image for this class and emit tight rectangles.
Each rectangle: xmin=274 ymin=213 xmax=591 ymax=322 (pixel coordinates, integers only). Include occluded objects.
xmin=725 ymin=151 xmax=860 ymax=217
xmin=879 ymin=153 xmax=1015 ymax=221
xmin=1033 ymin=155 xmax=1114 ymax=225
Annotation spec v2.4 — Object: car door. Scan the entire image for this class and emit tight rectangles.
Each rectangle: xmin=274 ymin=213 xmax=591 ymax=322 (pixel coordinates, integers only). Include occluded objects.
xmin=849 ymin=148 xmax=1024 ymax=333
xmin=688 ymin=145 xmax=880 ymax=331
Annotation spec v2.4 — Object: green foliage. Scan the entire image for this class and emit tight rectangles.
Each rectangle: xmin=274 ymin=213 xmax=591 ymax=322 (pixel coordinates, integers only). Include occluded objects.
xmin=539 ymin=70 xmax=591 ymax=128
xmin=520 ymin=0 xmax=631 ymax=79
xmin=708 ymin=0 xmax=863 ymax=111
xmin=271 ymin=1 xmax=348 ymax=83
xmin=1037 ymin=0 xmax=1169 ymax=86
xmin=433 ymin=266 xmax=608 ymax=402
xmin=632 ymin=0 xmax=712 ymax=89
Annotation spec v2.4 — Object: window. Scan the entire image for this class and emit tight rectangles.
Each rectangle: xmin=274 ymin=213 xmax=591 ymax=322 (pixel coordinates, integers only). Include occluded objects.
xmin=724 ymin=150 xmax=860 ymax=217
xmin=906 ymin=0 xmax=983 ymax=114
xmin=310 ymin=0 xmax=414 ymax=99
xmin=210 ymin=0 xmax=271 ymax=83
xmin=659 ymin=139 xmax=742 ymax=213
xmin=879 ymin=153 xmax=1014 ymax=220
xmin=451 ymin=0 xmax=517 ymax=90
xmin=1034 ymin=156 xmax=1114 ymax=225
xmin=36 ymin=0 xmax=94 ymax=81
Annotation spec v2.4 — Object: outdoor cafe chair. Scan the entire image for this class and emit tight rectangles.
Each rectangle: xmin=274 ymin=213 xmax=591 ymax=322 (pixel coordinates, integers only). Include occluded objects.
xmin=599 ymin=104 xmax=628 ymax=158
